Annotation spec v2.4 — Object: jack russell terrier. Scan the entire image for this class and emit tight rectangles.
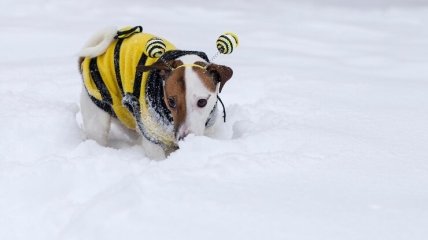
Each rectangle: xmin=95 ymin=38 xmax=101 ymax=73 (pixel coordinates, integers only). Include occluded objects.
xmin=78 ymin=26 xmax=234 ymax=159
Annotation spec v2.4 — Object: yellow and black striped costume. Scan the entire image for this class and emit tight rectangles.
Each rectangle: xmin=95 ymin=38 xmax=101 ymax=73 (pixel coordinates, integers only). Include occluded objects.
xmin=80 ymin=26 xmax=212 ymax=151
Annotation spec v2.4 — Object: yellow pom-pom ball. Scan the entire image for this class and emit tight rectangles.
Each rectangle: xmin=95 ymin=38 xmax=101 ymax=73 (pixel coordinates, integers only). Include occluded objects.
xmin=146 ymin=37 xmax=166 ymax=58
xmin=216 ymin=32 xmax=239 ymax=54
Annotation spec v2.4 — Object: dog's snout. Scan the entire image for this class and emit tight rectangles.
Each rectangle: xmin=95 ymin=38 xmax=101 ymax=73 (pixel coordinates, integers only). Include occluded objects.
xmin=178 ymin=135 xmax=186 ymax=141
xmin=177 ymin=126 xmax=190 ymax=141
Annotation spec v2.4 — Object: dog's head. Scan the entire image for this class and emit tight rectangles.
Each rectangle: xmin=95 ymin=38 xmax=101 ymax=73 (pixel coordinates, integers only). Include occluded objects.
xmin=141 ymin=53 xmax=232 ymax=140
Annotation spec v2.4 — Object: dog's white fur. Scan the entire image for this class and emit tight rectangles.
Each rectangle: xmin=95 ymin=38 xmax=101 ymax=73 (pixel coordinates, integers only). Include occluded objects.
xmin=178 ymin=55 xmax=220 ymax=139
xmin=79 ymin=29 xmax=218 ymax=160
xmin=80 ymin=86 xmax=167 ymax=159
xmin=80 ymin=87 xmax=112 ymax=146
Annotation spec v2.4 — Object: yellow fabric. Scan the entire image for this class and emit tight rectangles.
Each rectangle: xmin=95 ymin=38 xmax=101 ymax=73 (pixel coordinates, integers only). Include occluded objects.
xmin=81 ymin=32 xmax=176 ymax=131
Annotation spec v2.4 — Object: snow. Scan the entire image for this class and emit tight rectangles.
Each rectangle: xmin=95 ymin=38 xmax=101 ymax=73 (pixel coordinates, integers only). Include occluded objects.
xmin=1 ymin=0 xmax=428 ymax=239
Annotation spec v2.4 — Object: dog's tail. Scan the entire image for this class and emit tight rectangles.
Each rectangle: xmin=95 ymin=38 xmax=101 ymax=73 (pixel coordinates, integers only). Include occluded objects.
xmin=78 ymin=27 xmax=117 ymax=58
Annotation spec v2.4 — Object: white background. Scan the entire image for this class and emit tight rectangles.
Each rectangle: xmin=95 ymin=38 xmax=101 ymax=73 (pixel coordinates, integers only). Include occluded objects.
xmin=0 ymin=0 xmax=427 ymax=239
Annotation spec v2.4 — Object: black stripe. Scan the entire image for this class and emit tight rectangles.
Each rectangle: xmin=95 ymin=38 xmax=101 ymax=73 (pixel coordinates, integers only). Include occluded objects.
xmin=217 ymin=95 xmax=226 ymax=122
xmin=89 ymin=58 xmax=113 ymax=104
xmin=217 ymin=43 xmax=225 ymax=53
xmin=122 ymin=93 xmax=140 ymax=119
xmin=146 ymin=66 xmax=173 ymax=124
xmin=148 ymin=38 xmax=166 ymax=44
xmin=221 ymin=35 xmax=234 ymax=48
xmin=133 ymin=53 xmax=148 ymax=99
xmin=148 ymin=42 xmax=166 ymax=51
xmin=229 ymin=34 xmax=238 ymax=45
xmin=218 ymin=39 xmax=230 ymax=53
xmin=149 ymin=46 xmax=162 ymax=58
xmin=223 ymin=36 xmax=235 ymax=52
xmin=114 ymin=39 xmax=124 ymax=95
xmin=89 ymin=95 xmax=116 ymax=118
xmin=123 ymin=93 xmax=173 ymax=151
xmin=158 ymin=50 xmax=210 ymax=63
xmin=115 ymin=26 xmax=142 ymax=39
xmin=149 ymin=40 xmax=166 ymax=47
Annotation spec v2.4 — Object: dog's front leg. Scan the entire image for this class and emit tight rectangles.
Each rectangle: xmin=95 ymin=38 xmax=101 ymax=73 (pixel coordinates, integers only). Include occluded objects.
xmin=141 ymin=136 xmax=166 ymax=160
xmin=80 ymin=87 xmax=111 ymax=146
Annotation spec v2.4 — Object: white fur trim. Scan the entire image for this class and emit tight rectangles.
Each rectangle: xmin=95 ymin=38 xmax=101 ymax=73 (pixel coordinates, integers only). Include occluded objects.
xmin=78 ymin=27 xmax=117 ymax=58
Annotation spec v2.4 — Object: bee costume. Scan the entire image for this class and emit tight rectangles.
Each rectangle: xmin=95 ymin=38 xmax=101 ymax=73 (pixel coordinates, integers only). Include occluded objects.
xmin=80 ymin=26 xmax=215 ymax=152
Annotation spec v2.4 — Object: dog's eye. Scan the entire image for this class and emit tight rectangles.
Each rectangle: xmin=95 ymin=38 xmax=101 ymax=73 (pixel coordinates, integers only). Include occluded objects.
xmin=168 ymin=97 xmax=176 ymax=109
xmin=197 ymin=99 xmax=207 ymax=108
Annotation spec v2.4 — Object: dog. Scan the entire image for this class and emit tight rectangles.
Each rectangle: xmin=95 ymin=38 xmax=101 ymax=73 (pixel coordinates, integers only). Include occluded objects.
xmin=78 ymin=26 xmax=233 ymax=159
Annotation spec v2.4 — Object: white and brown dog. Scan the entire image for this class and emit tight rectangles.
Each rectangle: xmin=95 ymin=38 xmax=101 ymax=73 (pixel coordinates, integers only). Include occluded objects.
xmin=78 ymin=27 xmax=233 ymax=159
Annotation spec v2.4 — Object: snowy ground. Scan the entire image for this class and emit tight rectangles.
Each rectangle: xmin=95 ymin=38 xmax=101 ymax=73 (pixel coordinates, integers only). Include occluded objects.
xmin=1 ymin=0 xmax=428 ymax=239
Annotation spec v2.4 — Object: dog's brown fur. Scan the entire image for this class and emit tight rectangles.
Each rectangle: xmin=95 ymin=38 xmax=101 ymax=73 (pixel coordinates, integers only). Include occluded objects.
xmin=192 ymin=61 xmax=217 ymax=92
xmin=162 ymin=60 xmax=187 ymax=133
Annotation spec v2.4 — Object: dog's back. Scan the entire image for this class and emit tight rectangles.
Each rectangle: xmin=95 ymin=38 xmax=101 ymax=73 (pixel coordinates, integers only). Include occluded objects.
xmin=78 ymin=27 xmax=176 ymax=130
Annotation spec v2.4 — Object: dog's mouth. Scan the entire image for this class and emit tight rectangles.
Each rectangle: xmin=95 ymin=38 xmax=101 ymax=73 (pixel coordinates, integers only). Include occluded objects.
xmin=176 ymin=133 xmax=188 ymax=141
xmin=176 ymin=127 xmax=190 ymax=141
xmin=177 ymin=135 xmax=186 ymax=141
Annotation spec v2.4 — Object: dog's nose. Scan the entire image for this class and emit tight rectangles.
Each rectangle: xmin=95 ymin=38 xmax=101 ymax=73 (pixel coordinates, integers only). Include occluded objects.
xmin=177 ymin=132 xmax=189 ymax=141
xmin=177 ymin=127 xmax=190 ymax=141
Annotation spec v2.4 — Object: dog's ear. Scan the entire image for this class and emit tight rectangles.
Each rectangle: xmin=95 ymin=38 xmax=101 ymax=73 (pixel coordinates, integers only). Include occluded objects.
xmin=206 ymin=64 xmax=233 ymax=93
xmin=138 ymin=60 xmax=179 ymax=78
